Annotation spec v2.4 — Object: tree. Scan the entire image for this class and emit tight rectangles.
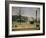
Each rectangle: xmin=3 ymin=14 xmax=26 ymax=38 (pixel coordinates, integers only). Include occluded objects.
xmin=17 ymin=7 xmax=24 ymax=24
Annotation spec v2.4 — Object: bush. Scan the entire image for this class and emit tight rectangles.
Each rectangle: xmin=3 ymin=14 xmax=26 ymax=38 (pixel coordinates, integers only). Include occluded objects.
xmin=36 ymin=24 xmax=40 ymax=30
xmin=29 ymin=21 xmax=34 ymax=24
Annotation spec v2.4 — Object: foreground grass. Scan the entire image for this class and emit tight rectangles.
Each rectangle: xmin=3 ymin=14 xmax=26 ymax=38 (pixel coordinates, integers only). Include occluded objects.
xmin=12 ymin=21 xmax=40 ymax=31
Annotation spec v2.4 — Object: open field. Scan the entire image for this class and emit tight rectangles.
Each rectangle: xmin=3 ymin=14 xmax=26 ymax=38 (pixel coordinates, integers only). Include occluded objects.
xmin=12 ymin=21 xmax=40 ymax=31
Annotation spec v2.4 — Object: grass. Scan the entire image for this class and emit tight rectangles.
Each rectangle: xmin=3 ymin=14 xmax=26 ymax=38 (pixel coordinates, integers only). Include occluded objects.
xmin=12 ymin=21 xmax=40 ymax=31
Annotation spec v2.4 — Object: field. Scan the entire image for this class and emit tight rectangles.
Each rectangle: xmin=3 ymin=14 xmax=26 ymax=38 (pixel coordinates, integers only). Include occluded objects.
xmin=12 ymin=21 xmax=40 ymax=31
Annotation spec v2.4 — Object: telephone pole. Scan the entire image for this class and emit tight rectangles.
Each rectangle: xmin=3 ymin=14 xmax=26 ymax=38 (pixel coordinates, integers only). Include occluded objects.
xmin=36 ymin=10 xmax=37 ymax=24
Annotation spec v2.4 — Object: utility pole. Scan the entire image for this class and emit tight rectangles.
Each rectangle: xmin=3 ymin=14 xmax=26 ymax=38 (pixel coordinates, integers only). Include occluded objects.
xmin=36 ymin=10 xmax=37 ymax=24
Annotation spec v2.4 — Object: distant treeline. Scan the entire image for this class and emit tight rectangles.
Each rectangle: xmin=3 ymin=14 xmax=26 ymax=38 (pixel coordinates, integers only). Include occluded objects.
xmin=12 ymin=15 xmax=40 ymax=23
xmin=12 ymin=15 xmax=28 ymax=22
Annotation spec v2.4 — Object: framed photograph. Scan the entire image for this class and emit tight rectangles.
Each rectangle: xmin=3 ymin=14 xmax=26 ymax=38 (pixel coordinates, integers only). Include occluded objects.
xmin=5 ymin=1 xmax=45 ymax=37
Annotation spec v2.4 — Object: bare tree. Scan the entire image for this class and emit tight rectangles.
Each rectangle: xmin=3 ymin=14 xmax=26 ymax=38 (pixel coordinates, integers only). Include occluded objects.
xmin=17 ymin=7 xmax=24 ymax=24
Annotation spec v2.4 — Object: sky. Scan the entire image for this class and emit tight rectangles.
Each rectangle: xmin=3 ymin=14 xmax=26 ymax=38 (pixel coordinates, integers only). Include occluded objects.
xmin=12 ymin=7 xmax=40 ymax=19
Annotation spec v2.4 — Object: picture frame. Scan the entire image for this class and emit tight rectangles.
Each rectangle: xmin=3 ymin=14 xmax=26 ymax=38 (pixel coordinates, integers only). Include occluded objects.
xmin=5 ymin=1 xmax=45 ymax=37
